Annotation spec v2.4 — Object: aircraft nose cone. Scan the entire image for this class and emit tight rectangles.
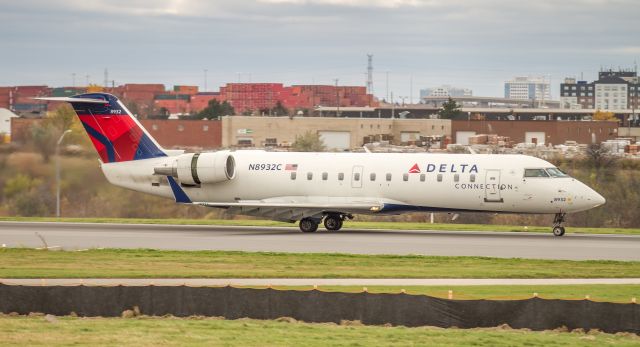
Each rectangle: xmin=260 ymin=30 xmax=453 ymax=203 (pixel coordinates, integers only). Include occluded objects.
xmin=593 ymin=192 xmax=606 ymax=207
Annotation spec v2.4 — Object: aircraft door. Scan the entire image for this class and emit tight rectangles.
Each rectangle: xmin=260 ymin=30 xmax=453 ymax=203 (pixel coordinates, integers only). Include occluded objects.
xmin=484 ymin=169 xmax=504 ymax=202
xmin=351 ymin=165 xmax=363 ymax=188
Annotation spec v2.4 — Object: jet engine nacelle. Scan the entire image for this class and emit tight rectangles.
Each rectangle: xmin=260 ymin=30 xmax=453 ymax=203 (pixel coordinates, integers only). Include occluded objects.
xmin=155 ymin=151 xmax=236 ymax=185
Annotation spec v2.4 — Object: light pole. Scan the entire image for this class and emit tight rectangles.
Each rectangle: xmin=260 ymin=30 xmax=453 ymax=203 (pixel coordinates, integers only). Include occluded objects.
xmin=334 ymin=78 xmax=340 ymax=117
xmin=203 ymin=69 xmax=208 ymax=92
xmin=56 ymin=130 xmax=72 ymax=218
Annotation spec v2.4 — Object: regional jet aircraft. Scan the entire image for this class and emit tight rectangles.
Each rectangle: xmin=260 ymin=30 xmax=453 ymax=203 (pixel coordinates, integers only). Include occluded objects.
xmin=37 ymin=93 xmax=606 ymax=236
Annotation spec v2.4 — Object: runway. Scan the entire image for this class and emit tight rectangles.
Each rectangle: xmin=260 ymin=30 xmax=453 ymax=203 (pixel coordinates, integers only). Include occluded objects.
xmin=0 ymin=221 xmax=639 ymax=261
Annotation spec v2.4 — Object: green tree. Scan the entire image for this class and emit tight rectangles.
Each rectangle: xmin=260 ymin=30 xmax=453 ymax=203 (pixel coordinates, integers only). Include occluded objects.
xmin=125 ymin=101 xmax=140 ymax=117
xmin=29 ymin=122 xmax=58 ymax=163
xmin=3 ymin=174 xmax=40 ymax=199
xmin=28 ymin=104 xmax=89 ymax=163
xmin=196 ymin=100 xmax=235 ymax=120
xmin=291 ymin=131 xmax=326 ymax=152
xmin=149 ymin=107 xmax=170 ymax=120
xmin=271 ymin=101 xmax=289 ymax=116
xmin=3 ymin=174 xmax=51 ymax=216
xmin=438 ymin=97 xmax=463 ymax=119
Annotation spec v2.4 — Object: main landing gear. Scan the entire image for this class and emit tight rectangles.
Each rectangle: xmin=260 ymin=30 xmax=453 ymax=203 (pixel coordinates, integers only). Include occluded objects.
xmin=299 ymin=217 xmax=320 ymax=233
xmin=323 ymin=214 xmax=343 ymax=231
xmin=552 ymin=213 xmax=566 ymax=237
xmin=298 ymin=213 xmax=352 ymax=233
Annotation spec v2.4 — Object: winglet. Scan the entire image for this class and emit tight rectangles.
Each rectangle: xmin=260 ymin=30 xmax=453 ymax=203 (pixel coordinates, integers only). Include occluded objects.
xmin=167 ymin=176 xmax=192 ymax=203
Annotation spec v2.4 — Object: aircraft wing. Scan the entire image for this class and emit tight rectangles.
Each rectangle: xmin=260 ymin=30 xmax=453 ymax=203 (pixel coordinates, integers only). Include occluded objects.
xmin=194 ymin=197 xmax=387 ymax=222
xmin=166 ymin=176 xmax=406 ymax=221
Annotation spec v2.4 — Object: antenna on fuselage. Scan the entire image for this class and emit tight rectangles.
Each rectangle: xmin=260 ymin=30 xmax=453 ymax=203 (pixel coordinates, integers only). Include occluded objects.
xmin=363 ymin=145 xmax=371 ymax=153
xmin=467 ymin=146 xmax=477 ymax=154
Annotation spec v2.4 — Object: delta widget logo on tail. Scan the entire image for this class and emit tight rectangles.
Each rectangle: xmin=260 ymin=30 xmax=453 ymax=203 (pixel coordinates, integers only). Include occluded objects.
xmin=408 ymin=164 xmax=421 ymax=173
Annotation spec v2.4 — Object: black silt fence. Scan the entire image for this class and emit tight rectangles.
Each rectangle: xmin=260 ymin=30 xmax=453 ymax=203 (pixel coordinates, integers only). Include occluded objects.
xmin=0 ymin=284 xmax=637 ymax=334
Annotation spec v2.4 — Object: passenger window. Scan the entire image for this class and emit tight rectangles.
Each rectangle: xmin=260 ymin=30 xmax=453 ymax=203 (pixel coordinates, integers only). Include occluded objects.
xmin=338 ymin=173 xmax=344 ymax=181
xmin=370 ymin=173 xmax=376 ymax=181
xmin=386 ymin=173 xmax=392 ymax=181
xmin=420 ymin=174 xmax=425 ymax=182
xmin=322 ymin=172 xmax=328 ymax=180
xmin=437 ymin=174 xmax=443 ymax=182
xmin=524 ymin=169 xmax=550 ymax=178
xmin=403 ymin=173 xmax=409 ymax=182
xmin=354 ymin=173 xmax=360 ymax=181
xmin=470 ymin=174 xmax=476 ymax=182
xmin=307 ymin=172 xmax=313 ymax=180
xmin=290 ymin=172 xmax=296 ymax=180
xmin=454 ymin=174 xmax=459 ymax=182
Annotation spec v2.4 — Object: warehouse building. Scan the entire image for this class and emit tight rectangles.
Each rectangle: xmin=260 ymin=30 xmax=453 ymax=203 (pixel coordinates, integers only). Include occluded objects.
xmin=452 ymin=120 xmax=619 ymax=145
xmin=221 ymin=116 xmax=450 ymax=150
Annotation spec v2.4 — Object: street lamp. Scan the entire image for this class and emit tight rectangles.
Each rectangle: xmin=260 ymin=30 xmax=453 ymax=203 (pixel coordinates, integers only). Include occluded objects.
xmin=56 ymin=129 xmax=72 ymax=218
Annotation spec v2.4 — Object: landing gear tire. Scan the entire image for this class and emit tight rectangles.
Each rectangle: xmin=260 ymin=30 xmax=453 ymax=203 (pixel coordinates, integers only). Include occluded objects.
xmin=552 ymin=213 xmax=566 ymax=237
xmin=552 ymin=226 xmax=565 ymax=237
xmin=324 ymin=215 xmax=343 ymax=231
xmin=299 ymin=218 xmax=319 ymax=233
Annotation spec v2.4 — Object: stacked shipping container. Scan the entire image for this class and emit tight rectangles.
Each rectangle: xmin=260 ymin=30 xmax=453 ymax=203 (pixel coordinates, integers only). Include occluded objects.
xmin=218 ymin=83 xmax=377 ymax=113
xmin=190 ymin=93 xmax=224 ymax=113
xmin=2 ymin=82 xmax=377 ymax=116
xmin=0 ymin=87 xmax=10 ymax=109
xmin=121 ymin=84 xmax=165 ymax=105
xmin=219 ymin=83 xmax=288 ymax=113
xmin=10 ymin=86 xmax=50 ymax=113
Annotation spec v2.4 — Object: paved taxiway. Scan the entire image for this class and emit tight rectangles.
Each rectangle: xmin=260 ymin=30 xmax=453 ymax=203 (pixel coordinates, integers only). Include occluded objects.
xmin=1 ymin=222 xmax=638 ymax=260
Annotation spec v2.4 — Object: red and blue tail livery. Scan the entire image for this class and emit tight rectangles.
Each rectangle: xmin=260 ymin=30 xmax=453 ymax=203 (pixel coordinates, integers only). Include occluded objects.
xmin=38 ymin=93 xmax=166 ymax=163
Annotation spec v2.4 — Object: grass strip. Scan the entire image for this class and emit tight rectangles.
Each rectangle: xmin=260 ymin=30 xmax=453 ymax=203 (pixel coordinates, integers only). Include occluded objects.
xmin=0 ymin=315 xmax=638 ymax=347
xmin=257 ymin=285 xmax=640 ymax=303
xmin=1 ymin=248 xmax=639 ymax=279
xmin=1 ymin=216 xmax=639 ymax=235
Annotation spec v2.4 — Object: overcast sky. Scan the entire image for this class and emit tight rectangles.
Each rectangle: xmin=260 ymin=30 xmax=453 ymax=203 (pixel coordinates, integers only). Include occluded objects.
xmin=1 ymin=0 xmax=639 ymax=99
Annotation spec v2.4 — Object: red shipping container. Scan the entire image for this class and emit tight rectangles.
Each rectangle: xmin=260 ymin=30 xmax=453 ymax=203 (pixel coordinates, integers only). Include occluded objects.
xmin=174 ymin=85 xmax=199 ymax=94
xmin=14 ymin=86 xmax=49 ymax=96
xmin=123 ymin=84 xmax=165 ymax=93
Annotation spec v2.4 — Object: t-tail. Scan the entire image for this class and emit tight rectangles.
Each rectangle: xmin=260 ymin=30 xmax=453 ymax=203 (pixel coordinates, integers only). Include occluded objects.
xmin=36 ymin=93 xmax=166 ymax=163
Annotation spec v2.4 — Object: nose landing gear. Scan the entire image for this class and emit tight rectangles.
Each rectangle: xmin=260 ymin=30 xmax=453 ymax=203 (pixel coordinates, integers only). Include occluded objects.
xmin=552 ymin=213 xmax=566 ymax=237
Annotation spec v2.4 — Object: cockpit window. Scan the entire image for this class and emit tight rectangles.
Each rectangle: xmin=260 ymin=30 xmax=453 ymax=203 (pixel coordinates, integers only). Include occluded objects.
xmin=546 ymin=168 xmax=569 ymax=177
xmin=524 ymin=168 xmax=549 ymax=178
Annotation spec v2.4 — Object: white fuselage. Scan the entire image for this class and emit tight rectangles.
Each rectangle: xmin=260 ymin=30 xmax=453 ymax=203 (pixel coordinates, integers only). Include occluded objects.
xmin=101 ymin=151 xmax=605 ymax=216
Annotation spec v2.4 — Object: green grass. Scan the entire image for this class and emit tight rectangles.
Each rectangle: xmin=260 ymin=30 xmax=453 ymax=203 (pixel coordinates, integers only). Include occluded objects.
xmin=1 ymin=316 xmax=638 ymax=347
xmin=1 ymin=216 xmax=640 ymax=235
xmin=1 ymin=248 xmax=639 ymax=279
xmin=261 ymin=285 xmax=640 ymax=303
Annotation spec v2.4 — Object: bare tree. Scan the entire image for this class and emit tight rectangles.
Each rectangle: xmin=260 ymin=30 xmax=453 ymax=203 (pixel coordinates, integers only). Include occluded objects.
xmin=585 ymin=143 xmax=617 ymax=169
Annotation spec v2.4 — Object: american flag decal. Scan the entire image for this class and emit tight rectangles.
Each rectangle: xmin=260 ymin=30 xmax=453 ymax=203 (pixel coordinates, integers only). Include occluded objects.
xmin=285 ymin=164 xmax=298 ymax=171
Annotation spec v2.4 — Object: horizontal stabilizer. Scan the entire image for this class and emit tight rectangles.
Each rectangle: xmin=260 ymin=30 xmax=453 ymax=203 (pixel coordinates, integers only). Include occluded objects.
xmin=34 ymin=97 xmax=108 ymax=104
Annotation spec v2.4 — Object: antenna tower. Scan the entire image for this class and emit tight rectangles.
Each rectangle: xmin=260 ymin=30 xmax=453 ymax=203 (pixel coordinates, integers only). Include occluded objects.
xmin=366 ymin=54 xmax=373 ymax=94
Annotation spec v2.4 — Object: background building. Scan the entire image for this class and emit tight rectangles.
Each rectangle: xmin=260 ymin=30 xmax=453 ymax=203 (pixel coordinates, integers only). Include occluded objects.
xmin=221 ymin=116 xmax=450 ymax=150
xmin=560 ymin=69 xmax=640 ymax=111
xmin=504 ymin=76 xmax=551 ymax=105
xmin=420 ymin=85 xmax=472 ymax=98
xmin=452 ymin=120 xmax=618 ymax=145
